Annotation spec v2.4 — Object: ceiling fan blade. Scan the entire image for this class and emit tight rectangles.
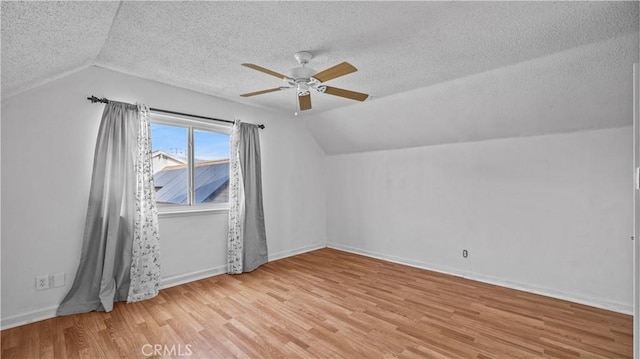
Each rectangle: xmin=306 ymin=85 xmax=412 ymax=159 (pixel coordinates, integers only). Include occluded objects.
xmin=312 ymin=62 xmax=357 ymax=83
xmin=298 ymin=94 xmax=312 ymax=111
xmin=323 ymin=86 xmax=369 ymax=102
xmin=242 ymin=63 xmax=288 ymax=80
xmin=240 ymin=88 xmax=282 ymax=97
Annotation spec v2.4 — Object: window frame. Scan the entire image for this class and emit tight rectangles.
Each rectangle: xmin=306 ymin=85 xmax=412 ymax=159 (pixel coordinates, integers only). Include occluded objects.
xmin=150 ymin=112 xmax=232 ymax=215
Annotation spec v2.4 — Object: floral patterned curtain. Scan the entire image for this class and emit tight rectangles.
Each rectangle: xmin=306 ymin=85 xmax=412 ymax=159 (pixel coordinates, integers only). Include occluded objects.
xmin=228 ymin=120 xmax=245 ymax=274
xmin=128 ymin=104 xmax=161 ymax=302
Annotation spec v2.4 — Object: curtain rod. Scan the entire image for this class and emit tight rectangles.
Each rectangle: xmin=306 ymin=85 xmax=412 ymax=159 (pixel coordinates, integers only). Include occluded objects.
xmin=87 ymin=96 xmax=265 ymax=129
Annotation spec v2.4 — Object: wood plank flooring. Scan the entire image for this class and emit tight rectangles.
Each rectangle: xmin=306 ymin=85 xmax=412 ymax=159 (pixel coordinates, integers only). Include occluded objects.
xmin=1 ymin=248 xmax=633 ymax=358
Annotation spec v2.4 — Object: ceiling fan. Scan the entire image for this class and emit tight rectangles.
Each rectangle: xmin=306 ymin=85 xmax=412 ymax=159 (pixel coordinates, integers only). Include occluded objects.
xmin=240 ymin=51 xmax=369 ymax=112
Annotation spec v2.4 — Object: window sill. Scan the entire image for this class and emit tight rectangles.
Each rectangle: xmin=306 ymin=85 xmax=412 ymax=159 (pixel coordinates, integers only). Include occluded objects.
xmin=157 ymin=205 xmax=229 ymax=218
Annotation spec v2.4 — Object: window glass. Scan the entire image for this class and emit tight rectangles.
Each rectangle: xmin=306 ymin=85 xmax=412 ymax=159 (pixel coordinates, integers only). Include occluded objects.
xmin=151 ymin=123 xmax=188 ymax=205
xmin=194 ymin=130 xmax=230 ymax=204
xmin=150 ymin=119 xmax=230 ymax=209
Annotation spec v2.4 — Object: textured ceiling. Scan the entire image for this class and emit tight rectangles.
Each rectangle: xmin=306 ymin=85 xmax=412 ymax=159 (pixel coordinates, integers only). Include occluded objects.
xmin=2 ymin=1 xmax=638 ymax=114
xmin=1 ymin=1 xmax=120 ymax=97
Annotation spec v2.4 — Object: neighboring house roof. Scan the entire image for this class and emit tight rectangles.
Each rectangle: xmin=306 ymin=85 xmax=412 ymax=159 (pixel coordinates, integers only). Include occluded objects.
xmin=154 ymin=159 xmax=229 ymax=204
xmin=151 ymin=150 xmax=186 ymax=164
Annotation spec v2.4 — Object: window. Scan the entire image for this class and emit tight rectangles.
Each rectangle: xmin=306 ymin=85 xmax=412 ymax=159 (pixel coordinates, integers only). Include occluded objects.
xmin=150 ymin=114 xmax=230 ymax=212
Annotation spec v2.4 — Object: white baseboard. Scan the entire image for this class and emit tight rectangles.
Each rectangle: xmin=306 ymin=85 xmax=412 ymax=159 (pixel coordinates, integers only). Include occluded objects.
xmin=268 ymin=242 xmax=326 ymax=262
xmin=327 ymin=242 xmax=633 ymax=315
xmin=160 ymin=265 xmax=228 ymax=289
xmin=1 ymin=242 xmax=327 ymax=331
xmin=1 ymin=305 xmax=59 ymax=331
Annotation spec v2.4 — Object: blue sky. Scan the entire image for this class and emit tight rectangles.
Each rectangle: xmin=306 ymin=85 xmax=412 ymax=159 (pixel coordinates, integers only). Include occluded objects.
xmin=151 ymin=123 xmax=230 ymax=161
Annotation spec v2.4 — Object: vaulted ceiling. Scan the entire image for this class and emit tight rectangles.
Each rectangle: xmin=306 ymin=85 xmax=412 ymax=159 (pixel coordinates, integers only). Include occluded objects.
xmin=2 ymin=1 xmax=638 ymax=115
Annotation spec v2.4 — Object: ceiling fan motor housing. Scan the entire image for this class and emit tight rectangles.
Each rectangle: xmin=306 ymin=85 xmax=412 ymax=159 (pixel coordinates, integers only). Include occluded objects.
xmin=296 ymin=82 xmax=310 ymax=96
xmin=289 ymin=66 xmax=316 ymax=80
xmin=287 ymin=67 xmax=322 ymax=97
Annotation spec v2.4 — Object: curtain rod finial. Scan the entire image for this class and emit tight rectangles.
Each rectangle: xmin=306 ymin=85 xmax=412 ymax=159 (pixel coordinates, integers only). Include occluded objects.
xmin=87 ymin=96 xmax=108 ymax=104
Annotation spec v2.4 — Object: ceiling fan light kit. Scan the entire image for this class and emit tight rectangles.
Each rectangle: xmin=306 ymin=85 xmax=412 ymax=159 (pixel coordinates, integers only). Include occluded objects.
xmin=241 ymin=51 xmax=369 ymax=113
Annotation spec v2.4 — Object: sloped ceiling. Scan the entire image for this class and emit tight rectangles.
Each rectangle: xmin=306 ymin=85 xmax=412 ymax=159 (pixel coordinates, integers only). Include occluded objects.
xmin=2 ymin=1 xmax=120 ymax=97
xmin=2 ymin=1 xmax=638 ymax=114
xmin=306 ymin=33 xmax=639 ymax=154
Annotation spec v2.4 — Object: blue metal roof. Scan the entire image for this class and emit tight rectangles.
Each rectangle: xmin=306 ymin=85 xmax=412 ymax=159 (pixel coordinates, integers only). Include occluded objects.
xmin=154 ymin=161 xmax=229 ymax=205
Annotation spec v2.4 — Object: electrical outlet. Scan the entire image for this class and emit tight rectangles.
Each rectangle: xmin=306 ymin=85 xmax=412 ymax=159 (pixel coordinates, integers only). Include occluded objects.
xmin=53 ymin=273 xmax=65 ymax=288
xmin=36 ymin=275 xmax=50 ymax=290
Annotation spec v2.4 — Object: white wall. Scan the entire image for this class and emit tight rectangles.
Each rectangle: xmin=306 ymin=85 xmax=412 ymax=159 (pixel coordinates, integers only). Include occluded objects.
xmin=1 ymin=66 xmax=327 ymax=328
xmin=327 ymin=127 xmax=633 ymax=313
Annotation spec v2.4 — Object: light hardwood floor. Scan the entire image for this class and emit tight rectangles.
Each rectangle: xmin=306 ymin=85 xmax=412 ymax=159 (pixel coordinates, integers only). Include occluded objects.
xmin=1 ymin=248 xmax=633 ymax=358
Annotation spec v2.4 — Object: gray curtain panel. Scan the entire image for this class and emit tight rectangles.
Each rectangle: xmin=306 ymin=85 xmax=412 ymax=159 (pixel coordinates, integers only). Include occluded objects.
xmin=239 ymin=123 xmax=268 ymax=272
xmin=57 ymin=102 xmax=139 ymax=315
